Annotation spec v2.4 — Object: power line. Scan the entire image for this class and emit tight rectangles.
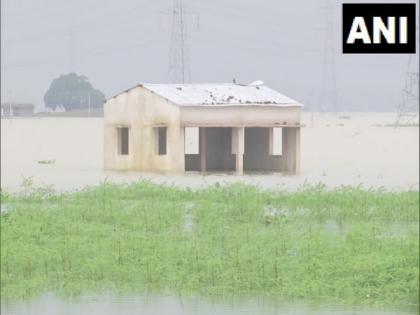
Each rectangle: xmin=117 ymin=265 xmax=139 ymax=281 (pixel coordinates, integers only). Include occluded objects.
xmin=319 ymin=0 xmax=338 ymax=113
xmin=164 ymin=0 xmax=198 ymax=83
xmin=396 ymin=23 xmax=419 ymax=126
xmin=168 ymin=0 xmax=188 ymax=83
xmin=396 ymin=54 xmax=419 ymax=126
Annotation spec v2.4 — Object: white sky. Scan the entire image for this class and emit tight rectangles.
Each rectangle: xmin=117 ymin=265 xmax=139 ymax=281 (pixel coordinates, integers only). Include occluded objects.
xmin=1 ymin=0 xmax=419 ymax=111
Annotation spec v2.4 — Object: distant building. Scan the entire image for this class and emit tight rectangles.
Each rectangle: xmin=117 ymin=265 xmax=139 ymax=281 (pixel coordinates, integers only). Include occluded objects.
xmin=104 ymin=81 xmax=303 ymax=174
xmin=1 ymin=103 xmax=35 ymax=117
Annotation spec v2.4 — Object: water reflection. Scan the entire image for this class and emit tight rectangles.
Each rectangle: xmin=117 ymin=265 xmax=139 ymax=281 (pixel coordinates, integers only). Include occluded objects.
xmin=2 ymin=294 xmax=417 ymax=315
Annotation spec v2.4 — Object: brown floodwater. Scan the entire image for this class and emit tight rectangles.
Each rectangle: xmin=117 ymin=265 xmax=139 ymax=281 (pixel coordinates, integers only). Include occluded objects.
xmin=1 ymin=113 xmax=418 ymax=314
xmin=1 ymin=112 xmax=419 ymax=192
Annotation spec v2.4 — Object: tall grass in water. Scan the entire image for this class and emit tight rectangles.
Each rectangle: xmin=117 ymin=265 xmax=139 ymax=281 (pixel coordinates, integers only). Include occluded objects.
xmin=1 ymin=182 xmax=418 ymax=306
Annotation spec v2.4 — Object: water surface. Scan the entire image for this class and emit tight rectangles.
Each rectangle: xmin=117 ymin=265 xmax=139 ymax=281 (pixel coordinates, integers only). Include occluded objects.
xmin=2 ymin=294 xmax=417 ymax=315
xmin=1 ymin=113 xmax=419 ymax=192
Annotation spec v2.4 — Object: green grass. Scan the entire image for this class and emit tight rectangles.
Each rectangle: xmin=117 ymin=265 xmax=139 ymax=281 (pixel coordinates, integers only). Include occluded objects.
xmin=1 ymin=182 xmax=418 ymax=306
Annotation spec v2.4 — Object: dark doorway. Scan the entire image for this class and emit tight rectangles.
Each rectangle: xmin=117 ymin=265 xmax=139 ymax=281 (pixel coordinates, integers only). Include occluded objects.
xmin=244 ymin=127 xmax=281 ymax=172
xmin=184 ymin=127 xmax=235 ymax=172
xmin=205 ymin=127 xmax=235 ymax=172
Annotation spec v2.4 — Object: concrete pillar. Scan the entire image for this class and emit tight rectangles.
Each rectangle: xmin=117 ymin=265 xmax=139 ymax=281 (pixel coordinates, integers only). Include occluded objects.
xmin=233 ymin=127 xmax=245 ymax=175
xmin=179 ymin=127 xmax=186 ymax=173
xmin=199 ymin=127 xmax=206 ymax=173
xmin=295 ymin=128 xmax=301 ymax=174
xmin=281 ymin=127 xmax=301 ymax=174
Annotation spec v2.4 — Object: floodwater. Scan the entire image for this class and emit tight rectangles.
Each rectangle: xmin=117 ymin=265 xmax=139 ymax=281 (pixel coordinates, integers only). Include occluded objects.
xmin=1 ymin=293 xmax=418 ymax=315
xmin=1 ymin=112 xmax=419 ymax=192
xmin=1 ymin=113 xmax=419 ymax=314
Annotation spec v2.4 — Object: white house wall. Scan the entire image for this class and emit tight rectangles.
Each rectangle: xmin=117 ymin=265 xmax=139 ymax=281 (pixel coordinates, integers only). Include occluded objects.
xmin=180 ymin=106 xmax=300 ymax=127
xmin=104 ymin=86 xmax=184 ymax=172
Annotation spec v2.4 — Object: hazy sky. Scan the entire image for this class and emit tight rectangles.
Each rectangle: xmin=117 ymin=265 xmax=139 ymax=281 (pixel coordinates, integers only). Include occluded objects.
xmin=1 ymin=0 xmax=419 ymax=111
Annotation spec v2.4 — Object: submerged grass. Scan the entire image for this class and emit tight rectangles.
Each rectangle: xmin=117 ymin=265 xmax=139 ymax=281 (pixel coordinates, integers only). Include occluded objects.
xmin=1 ymin=182 xmax=418 ymax=306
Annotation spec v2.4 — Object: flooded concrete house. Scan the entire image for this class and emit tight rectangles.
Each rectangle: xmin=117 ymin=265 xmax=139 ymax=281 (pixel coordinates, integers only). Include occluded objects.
xmin=1 ymin=103 xmax=35 ymax=117
xmin=104 ymin=82 xmax=303 ymax=174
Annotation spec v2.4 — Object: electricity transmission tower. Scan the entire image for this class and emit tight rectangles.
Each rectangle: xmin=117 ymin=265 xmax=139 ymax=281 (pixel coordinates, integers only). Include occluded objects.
xmin=166 ymin=0 xmax=192 ymax=83
xmin=319 ymin=0 xmax=339 ymax=113
xmin=396 ymin=54 xmax=419 ymax=126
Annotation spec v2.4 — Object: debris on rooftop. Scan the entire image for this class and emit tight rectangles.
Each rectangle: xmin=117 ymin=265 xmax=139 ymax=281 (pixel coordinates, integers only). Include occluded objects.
xmin=141 ymin=83 xmax=301 ymax=107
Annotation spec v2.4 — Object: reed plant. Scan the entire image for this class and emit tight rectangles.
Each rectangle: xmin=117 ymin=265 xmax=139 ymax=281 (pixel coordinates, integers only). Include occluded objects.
xmin=1 ymin=181 xmax=418 ymax=306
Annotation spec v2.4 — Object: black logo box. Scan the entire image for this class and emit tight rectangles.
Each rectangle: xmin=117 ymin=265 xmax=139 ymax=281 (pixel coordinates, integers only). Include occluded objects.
xmin=342 ymin=3 xmax=416 ymax=54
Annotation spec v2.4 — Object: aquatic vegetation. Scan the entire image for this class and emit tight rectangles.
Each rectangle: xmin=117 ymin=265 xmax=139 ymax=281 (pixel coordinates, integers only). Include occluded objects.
xmin=37 ymin=159 xmax=56 ymax=165
xmin=1 ymin=182 xmax=418 ymax=306
xmin=373 ymin=123 xmax=420 ymax=128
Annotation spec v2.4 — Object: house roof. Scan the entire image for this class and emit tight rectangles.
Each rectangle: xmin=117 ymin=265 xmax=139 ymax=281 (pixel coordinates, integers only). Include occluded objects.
xmin=111 ymin=82 xmax=302 ymax=107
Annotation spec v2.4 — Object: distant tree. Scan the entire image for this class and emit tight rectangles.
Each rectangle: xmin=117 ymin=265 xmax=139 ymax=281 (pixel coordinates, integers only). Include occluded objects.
xmin=44 ymin=73 xmax=105 ymax=111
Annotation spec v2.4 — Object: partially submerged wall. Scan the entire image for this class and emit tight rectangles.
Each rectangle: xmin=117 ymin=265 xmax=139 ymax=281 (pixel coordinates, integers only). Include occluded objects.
xmin=104 ymin=86 xmax=184 ymax=172
xmin=282 ymin=128 xmax=300 ymax=174
xmin=104 ymin=88 xmax=301 ymax=174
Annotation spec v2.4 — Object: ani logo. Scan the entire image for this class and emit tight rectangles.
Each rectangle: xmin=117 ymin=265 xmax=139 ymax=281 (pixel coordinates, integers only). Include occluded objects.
xmin=342 ymin=3 xmax=416 ymax=54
